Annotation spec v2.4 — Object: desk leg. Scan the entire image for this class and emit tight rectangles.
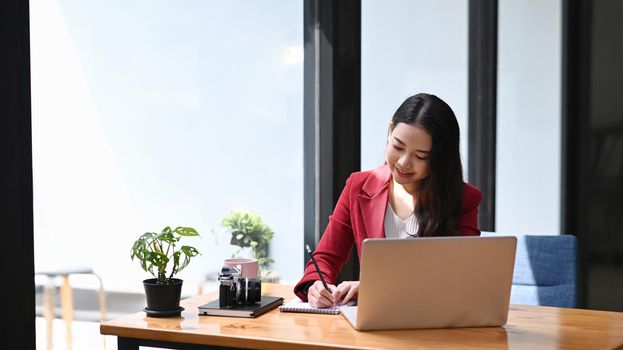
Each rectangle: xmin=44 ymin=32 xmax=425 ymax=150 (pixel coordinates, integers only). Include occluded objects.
xmin=117 ymin=337 xmax=139 ymax=350
xmin=117 ymin=337 xmax=234 ymax=350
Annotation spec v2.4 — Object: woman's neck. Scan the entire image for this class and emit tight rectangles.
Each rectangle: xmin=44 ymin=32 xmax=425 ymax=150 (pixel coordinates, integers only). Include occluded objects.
xmin=390 ymin=179 xmax=418 ymax=218
xmin=392 ymin=178 xmax=420 ymax=197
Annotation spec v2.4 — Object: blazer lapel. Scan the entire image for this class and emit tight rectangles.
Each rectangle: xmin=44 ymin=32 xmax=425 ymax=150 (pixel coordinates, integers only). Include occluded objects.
xmin=358 ymin=165 xmax=391 ymax=239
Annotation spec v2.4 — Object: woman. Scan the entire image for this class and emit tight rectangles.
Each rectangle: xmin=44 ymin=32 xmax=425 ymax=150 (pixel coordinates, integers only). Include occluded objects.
xmin=294 ymin=93 xmax=482 ymax=308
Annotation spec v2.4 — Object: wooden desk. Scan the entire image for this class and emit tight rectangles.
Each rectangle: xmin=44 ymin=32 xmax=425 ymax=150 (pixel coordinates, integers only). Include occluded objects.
xmin=101 ymin=283 xmax=623 ymax=349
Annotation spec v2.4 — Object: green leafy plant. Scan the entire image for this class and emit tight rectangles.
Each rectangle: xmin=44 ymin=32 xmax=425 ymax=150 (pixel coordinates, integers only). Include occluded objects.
xmin=130 ymin=226 xmax=200 ymax=284
xmin=221 ymin=210 xmax=274 ymax=271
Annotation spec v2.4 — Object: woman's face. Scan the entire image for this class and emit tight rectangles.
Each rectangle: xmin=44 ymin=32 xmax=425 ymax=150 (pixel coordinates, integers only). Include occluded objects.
xmin=385 ymin=122 xmax=432 ymax=190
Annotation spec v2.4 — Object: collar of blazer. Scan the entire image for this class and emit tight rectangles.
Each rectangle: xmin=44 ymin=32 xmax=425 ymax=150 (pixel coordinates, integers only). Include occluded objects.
xmin=358 ymin=165 xmax=391 ymax=239
xmin=361 ymin=165 xmax=391 ymax=198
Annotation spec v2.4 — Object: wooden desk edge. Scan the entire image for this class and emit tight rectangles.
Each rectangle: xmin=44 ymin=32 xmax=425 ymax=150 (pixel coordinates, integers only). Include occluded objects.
xmin=100 ymin=283 xmax=368 ymax=350
xmin=100 ymin=283 xmax=623 ymax=350
xmin=100 ymin=322 xmax=369 ymax=350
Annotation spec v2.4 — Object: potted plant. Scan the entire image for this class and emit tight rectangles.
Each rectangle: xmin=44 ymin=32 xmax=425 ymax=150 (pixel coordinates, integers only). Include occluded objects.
xmin=221 ymin=210 xmax=275 ymax=278
xmin=130 ymin=226 xmax=200 ymax=317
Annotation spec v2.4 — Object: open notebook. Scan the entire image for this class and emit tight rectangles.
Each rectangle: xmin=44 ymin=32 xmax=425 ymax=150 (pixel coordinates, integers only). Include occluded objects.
xmin=279 ymin=297 xmax=355 ymax=315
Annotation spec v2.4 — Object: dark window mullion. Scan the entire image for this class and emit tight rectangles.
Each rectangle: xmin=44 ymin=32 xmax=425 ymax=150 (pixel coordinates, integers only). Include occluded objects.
xmin=303 ymin=0 xmax=361 ymax=281
xmin=468 ymin=0 xmax=498 ymax=232
xmin=0 ymin=0 xmax=35 ymax=348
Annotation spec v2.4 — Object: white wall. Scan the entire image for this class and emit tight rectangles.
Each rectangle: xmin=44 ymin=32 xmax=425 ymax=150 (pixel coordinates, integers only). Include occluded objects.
xmin=361 ymin=0 xmax=469 ymax=174
xmin=496 ymin=0 xmax=561 ymax=235
xmin=31 ymin=0 xmax=304 ymax=294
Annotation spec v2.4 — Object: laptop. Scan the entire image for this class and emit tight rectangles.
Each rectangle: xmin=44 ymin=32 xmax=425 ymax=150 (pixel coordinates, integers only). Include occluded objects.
xmin=340 ymin=236 xmax=517 ymax=331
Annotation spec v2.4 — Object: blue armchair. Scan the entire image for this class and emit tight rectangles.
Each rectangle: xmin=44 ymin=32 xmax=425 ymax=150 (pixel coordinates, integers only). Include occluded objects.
xmin=481 ymin=232 xmax=577 ymax=308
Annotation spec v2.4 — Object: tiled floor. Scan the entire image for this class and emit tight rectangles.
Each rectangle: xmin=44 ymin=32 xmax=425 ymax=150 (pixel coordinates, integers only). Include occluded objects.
xmin=35 ymin=286 xmax=146 ymax=350
xmin=35 ymin=317 xmax=117 ymax=350
xmin=35 ymin=318 xmax=167 ymax=350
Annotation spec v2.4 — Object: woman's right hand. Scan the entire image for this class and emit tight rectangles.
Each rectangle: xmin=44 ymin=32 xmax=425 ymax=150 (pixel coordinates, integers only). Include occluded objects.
xmin=307 ymin=280 xmax=338 ymax=308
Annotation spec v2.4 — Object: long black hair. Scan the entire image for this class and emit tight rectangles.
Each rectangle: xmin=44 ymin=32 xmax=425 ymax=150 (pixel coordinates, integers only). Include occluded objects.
xmin=391 ymin=93 xmax=464 ymax=237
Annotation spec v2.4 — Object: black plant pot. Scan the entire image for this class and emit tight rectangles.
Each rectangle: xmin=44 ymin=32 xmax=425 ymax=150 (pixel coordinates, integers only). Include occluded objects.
xmin=143 ymin=278 xmax=184 ymax=317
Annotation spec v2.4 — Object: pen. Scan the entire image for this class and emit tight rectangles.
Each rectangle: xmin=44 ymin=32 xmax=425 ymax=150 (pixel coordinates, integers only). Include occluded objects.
xmin=305 ymin=244 xmax=331 ymax=292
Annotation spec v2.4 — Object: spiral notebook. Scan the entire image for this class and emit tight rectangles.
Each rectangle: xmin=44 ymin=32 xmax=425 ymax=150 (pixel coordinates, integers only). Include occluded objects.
xmin=279 ymin=297 xmax=355 ymax=315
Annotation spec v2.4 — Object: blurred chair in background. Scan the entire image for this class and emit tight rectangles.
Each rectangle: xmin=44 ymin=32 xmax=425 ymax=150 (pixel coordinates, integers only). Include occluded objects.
xmin=481 ymin=232 xmax=577 ymax=308
xmin=35 ymin=266 xmax=106 ymax=350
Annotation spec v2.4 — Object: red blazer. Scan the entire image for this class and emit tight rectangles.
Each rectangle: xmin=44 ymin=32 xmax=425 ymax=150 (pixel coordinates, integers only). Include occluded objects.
xmin=294 ymin=165 xmax=482 ymax=300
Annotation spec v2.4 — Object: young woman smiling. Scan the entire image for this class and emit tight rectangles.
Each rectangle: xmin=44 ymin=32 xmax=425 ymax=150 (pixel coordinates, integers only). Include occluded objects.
xmin=294 ymin=93 xmax=483 ymax=308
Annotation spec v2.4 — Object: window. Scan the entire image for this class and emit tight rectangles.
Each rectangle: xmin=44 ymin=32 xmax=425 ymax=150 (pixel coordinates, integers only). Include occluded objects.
xmin=31 ymin=0 xmax=304 ymax=299
xmin=496 ymin=0 xmax=561 ymax=234
xmin=361 ymin=0 xmax=469 ymax=173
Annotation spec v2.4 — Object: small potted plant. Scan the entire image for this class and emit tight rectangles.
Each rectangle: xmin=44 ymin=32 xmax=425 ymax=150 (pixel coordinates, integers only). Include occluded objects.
xmin=221 ymin=210 xmax=275 ymax=279
xmin=131 ymin=226 xmax=200 ymax=317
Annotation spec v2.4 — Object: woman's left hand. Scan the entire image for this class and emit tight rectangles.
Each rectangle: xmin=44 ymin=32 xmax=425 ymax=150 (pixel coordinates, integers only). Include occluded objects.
xmin=333 ymin=281 xmax=359 ymax=305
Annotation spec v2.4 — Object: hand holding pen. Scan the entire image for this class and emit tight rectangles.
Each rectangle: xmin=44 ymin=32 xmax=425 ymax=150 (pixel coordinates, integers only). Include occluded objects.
xmin=305 ymin=244 xmax=339 ymax=308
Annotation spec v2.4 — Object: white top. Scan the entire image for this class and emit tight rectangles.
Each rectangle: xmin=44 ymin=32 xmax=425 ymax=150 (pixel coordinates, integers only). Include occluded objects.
xmin=384 ymin=203 xmax=418 ymax=239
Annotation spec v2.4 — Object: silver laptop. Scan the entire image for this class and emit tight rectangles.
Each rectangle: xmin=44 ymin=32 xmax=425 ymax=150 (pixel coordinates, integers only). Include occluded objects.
xmin=340 ymin=236 xmax=517 ymax=331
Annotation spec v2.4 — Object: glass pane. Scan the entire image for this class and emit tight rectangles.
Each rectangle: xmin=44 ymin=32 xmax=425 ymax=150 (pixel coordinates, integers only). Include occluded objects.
xmin=31 ymin=0 xmax=303 ymax=346
xmin=361 ymin=0 xmax=469 ymax=174
xmin=496 ymin=0 xmax=562 ymax=234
